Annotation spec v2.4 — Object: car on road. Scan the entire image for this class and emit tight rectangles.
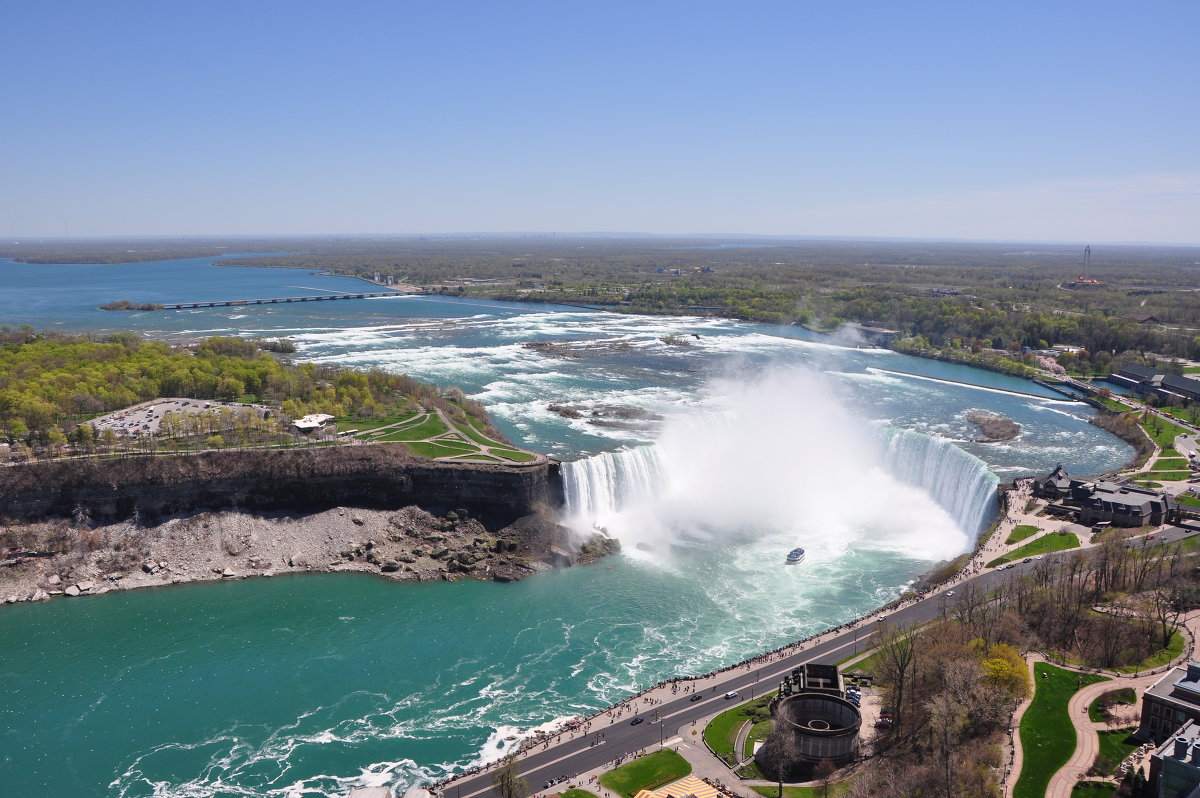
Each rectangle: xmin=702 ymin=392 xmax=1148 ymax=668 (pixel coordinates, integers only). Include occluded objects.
xmin=689 ymin=694 xmax=704 ymax=702
xmin=945 ymin=590 xmax=955 ymax=597
xmin=1148 ymin=534 xmax=1157 ymax=540
xmin=1035 ymin=555 xmax=1044 ymax=560
xmin=724 ymin=691 xmax=739 ymax=699
xmin=630 ymin=717 xmax=644 ymax=725
xmin=1023 ymin=558 xmax=1033 ymax=563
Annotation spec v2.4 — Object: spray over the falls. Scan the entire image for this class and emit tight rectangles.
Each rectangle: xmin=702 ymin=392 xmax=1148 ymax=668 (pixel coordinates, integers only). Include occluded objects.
xmin=562 ymin=369 xmax=998 ymax=562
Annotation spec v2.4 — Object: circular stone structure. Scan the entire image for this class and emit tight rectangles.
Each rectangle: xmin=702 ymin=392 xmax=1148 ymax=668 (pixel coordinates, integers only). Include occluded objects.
xmin=754 ymin=693 xmax=861 ymax=781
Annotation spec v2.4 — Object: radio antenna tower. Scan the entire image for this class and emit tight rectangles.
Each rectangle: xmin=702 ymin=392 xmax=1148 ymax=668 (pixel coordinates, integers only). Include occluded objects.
xmin=1083 ymin=245 xmax=1091 ymax=280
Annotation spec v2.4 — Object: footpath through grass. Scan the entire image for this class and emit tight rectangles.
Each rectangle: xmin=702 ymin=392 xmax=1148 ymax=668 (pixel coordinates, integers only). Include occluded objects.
xmin=704 ymin=695 xmax=773 ymax=764
xmin=1093 ymin=728 xmax=1139 ymax=777
xmin=599 ymin=750 xmax=692 ymax=798
xmin=1014 ymin=662 xmax=1109 ymax=798
xmin=989 ymin=532 xmax=1080 ymax=567
xmin=1007 ymin=524 xmax=1041 ymax=544
xmin=1088 ymin=687 xmax=1136 ymax=722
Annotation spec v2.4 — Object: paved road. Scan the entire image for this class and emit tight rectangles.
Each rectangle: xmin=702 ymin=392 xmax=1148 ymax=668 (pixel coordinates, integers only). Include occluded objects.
xmin=438 ymin=526 xmax=1200 ymax=798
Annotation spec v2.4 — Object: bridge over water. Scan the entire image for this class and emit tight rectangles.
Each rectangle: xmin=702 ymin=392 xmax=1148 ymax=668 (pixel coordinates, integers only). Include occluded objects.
xmin=160 ymin=291 xmax=402 ymax=309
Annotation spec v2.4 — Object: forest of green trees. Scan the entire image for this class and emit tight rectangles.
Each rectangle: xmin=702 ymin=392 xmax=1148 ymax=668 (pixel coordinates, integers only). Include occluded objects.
xmin=0 ymin=329 xmax=492 ymax=457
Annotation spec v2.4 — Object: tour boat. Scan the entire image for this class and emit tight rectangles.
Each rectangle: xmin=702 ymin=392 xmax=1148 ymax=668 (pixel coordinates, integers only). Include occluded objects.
xmin=786 ymin=547 xmax=806 ymax=565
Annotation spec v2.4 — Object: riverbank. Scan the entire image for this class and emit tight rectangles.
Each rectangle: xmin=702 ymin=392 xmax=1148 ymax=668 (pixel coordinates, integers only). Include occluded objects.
xmin=0 ymin=503 xmax=619 ymax=605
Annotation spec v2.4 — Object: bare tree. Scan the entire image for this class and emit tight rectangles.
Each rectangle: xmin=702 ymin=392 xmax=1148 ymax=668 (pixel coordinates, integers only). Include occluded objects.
xmin=492 ymin=757 xmax=528 ymax=798
xmin=874 ymin=623 xmax=919 ymax=741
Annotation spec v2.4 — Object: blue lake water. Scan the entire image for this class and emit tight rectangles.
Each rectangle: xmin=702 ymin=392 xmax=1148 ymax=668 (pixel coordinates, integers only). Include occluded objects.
xmin=0 ymin=256 xmax=1133 ymax=796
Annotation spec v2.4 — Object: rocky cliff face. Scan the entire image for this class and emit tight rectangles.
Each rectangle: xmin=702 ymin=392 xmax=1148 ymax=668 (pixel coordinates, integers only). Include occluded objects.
xmin=0 ymin=445 xmax=563 ymax=529
xmin=0 ymin=447 xmax=617 ymax=602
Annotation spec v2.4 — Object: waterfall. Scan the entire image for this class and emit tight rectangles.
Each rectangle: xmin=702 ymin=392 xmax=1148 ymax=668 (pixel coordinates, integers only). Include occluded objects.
xmin=879 ymin=428 xmax=1000 ymax=537
xmin=561 ymin=427 xmax=999 ymax=545
xmin=562 ymin=445 xmax=667 ymax=522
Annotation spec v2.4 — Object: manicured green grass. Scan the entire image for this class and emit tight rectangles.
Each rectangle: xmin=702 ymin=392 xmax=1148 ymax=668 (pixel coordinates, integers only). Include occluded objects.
xmin=405 ymin=440 xmax=481 ymax=459
xmin=599 ymin=749 xmax=692 ymax=798
xmin=456 ymin=413 xmax=509 ymax=447
xmin=562 ymin=790 xmax=601 ymax=798
xmin=704 ymin=708 xmax=751 ymax=764
xmin=1134 ymin=480 xmax=1163 ymax=489
xmin=743 ymin=719 xmax=774 ymax=759
xmin=1115 ymin=628 xmax=1186 ymax=673
xmin=1014 ymin=663 xmax=1109 ymax=798
xmin=1178 ymin=494 xmax=1200 ymax=508
xmin=1007 ymin=524 xmax=1040 ymax=544
xmin=1151 ymin=458 xmax=1190 ymax=471
xmin=1088 ymin=688 xmax=1136 ymax=722
xmin=377 ymin=414 xmax=451 ymax=441
xmin=1142 ymin=417 xmax=1189 ymax=449
xmin=338 ymin=410 xmax=419 ymax=433
xmin=751 ymin=783 xmax=852 ymax=798
xmin=988 ymin=532 xmax=1080 ymax=567
xmin=703 ymin=694 xmax=773 ymax=764
xmin=1148 ymin=471 xmax=1192 ymax=482
xmin=490 ymin=447 xmax=537 ymax=462
xmin=1093 ymin=728 xmax=1139 ymax=776
xmin=1071 ymin=782 xmax=1117 ymax=798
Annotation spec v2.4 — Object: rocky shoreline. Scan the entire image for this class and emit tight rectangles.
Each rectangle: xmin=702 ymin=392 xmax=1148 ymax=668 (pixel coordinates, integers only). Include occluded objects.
xmin=0 ymin=504 xmax=620 ymax=606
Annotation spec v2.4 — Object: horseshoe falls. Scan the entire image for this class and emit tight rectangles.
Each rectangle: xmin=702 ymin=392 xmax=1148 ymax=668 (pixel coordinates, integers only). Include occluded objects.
xmin=0 ymin=270 xmax=1139 ymax=798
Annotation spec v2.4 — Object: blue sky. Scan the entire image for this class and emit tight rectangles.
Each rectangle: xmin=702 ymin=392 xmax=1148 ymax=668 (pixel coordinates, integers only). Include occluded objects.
xmin=4 ymin=1 xmax=1198 ymax=242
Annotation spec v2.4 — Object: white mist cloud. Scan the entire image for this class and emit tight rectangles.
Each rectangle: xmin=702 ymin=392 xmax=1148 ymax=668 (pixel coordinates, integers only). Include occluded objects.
xmin=565 ymin=368 xmax=971 ymax=563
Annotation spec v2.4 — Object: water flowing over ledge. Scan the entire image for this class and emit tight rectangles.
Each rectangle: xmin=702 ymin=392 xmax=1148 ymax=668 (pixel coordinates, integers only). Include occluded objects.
xmin=561 ymin=425 xmax=999 ymax=552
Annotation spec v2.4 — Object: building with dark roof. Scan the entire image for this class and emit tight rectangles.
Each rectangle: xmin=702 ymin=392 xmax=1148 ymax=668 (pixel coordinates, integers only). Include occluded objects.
xmin=1149 ymin=720 xmax=1200 ymax=798
xmin=1140 ymin=663 xmax=1200 ymax=743
xmin=1073 ymin=481 xmax=1178 ymax=528
xmin=1111 ymin=365 xmax=1200 ymax=403
xmin=1033 ymin=464 xmax=1073 ymax=500
xmin=1032 ymin=466 xmax=1178 ymax=527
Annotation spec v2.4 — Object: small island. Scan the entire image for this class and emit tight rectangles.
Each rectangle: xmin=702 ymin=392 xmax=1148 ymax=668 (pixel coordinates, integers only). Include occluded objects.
xmin=100 ymin=299 xmax=166 ymax=311
xmin=966 ymin=409 xmax=1021 ymax=441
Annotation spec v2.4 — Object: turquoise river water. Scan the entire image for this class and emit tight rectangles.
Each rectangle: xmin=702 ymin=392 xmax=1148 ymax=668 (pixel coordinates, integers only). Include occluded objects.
xmin=0 ymin=256 xmax=1133 ymax=797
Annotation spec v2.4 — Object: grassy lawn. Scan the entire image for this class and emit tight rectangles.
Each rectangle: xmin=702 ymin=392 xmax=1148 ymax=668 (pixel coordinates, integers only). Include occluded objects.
xmin=374 ymin=414 xmax=450 ymax=441
xmin=406 ymin=440 xmax=484 ymax=459
xmin=1092 ymin=728 xmax=1139 ymax=777
xmin=1114 ymin=628 xmax=1186 ymax=673
xmin=1071 ymin=782 xmax=1117 ymax=798
xmin=988 ymin=532 xmax=1080 ymax=567
xmin=1142 ymin=417 xmax=1189 ymax=449
xmin=599 ymin=750 xmax=692 ymax=798
xmin=743 ymin=719 xmax=774 ymax=759
xmin=338 ymin=410 xmax=418 ymax=433
xmin=1151 ymin=458 xmax=1190 ymax=471
xmin=751 ymin=783 xmax=852 ymax=798
xmin=1134 ymin=480 xmax=1163 ymax=489
xmin=1088 ymin=687 xmax=1136 ymax=722
xmin=489 ymin=447 xmax=537 ymax=462
xmin=1014 ymin=662 xmax=1109 ymax=798
xmin=562 ymin=790 xmax=601 ymax=798
xmin=455 ymin=413 xmax=509 ymax=447
xmin=704 ymin=710 xmax=751 ymax=765
xmin=1007 ymin=524 xmax=1040 ymax=544
xmin=1178 ymin=494 xmax=1200 ymax=508
xmin=704 ymin=695 xmax=772 ymax=764
xmin=1148 ymin=471 xmax=1192 ymax=481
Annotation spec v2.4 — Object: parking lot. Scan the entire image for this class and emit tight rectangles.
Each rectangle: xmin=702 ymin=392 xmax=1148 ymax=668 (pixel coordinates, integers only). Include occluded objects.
xmin=87 ymin=398 xmax=276 ymax=437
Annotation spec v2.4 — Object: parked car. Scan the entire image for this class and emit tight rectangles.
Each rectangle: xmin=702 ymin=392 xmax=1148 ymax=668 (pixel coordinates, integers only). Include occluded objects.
xmin=724 ymin=691 xmax=738 ymax=699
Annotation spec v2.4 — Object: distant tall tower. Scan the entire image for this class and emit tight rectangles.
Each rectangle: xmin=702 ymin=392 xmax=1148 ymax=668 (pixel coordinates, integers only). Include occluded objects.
xmin=1083 ymin=245 xmax=1091 ymax=280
